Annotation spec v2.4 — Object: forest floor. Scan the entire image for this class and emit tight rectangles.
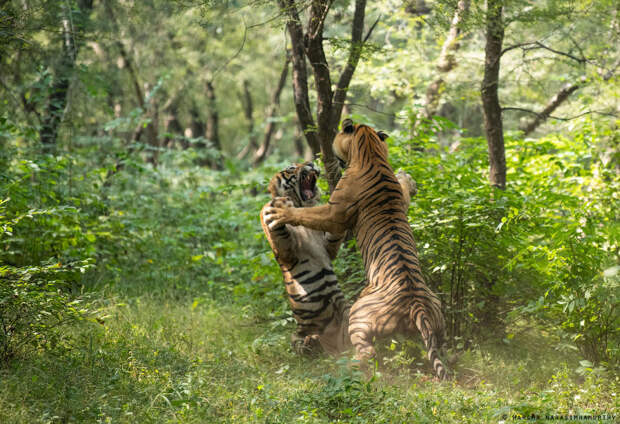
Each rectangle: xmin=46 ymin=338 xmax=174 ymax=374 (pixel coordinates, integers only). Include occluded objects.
xmin=1 ymin=288 xmax=616 ymax=423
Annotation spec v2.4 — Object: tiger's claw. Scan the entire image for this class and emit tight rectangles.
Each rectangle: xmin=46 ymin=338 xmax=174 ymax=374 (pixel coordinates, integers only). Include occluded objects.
xmin=263 ymin=204 xmax=296 ymax=231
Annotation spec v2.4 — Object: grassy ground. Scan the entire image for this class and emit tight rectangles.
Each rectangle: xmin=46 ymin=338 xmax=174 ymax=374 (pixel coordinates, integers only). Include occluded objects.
xmin=0 ymin=291 xmax=616 ymax=423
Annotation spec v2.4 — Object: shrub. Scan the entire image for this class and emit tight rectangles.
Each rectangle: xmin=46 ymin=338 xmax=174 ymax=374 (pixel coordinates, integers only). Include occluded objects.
xmin=0 ymin=199 xmax=94 ymax=364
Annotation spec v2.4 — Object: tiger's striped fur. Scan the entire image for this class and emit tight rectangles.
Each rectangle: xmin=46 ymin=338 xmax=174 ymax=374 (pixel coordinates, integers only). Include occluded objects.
xmin=263 ymin=122 xmax=447 ymax=380
xmin=260 ymin=162 xmax=350 ymax=355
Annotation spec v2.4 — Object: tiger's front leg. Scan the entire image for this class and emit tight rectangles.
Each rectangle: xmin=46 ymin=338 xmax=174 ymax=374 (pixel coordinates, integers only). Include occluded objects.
xmin=396 ymin=169 xmax=417 ymax=207
xmin=324 ymin=231 xmax=346 ymax=260
xmin=263 ymin=203 xmax=349 ymax=236
xmin=260 ymin=197 xmax=297 ymax=264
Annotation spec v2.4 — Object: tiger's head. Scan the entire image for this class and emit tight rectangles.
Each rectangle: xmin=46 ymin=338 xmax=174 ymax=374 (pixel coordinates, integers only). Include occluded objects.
xmin=268 ymin=162 xmax=321 ymax=207
xmin=333 ymin=118 xmax=389 ymax=169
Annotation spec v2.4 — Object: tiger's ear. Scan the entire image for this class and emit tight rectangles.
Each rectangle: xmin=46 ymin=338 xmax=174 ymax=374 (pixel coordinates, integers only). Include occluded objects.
xmin=342 ymin=118 xmax=354 ymax=134
xmin=377 ymin=131 xmax=389 ymax=141
xmin=268 ymin=179 xmax=278 ymax=198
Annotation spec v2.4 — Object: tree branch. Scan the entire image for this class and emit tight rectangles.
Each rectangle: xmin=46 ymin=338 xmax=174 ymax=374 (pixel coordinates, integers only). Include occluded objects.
xmin=511 ymin=61 xmax=617 ymax=135
xmin=331 ymin=0 xmax=367 ymax=126
xmin=363 ymin=14 xmax=380 ymax=43
xmin=211 ymin=18 xmax=247 ymax=80
xmin=501 ymin=41 xmax=588 ymax=64
xmin=253 ymin=55 xmax=291 ymax=165
xmin=503 ymin=107 xmax=618 ymax=122
xmin=519 ymin=79 xmax=584 ymax=134
xmin=527 ymin=41 xmax=587 ymax=64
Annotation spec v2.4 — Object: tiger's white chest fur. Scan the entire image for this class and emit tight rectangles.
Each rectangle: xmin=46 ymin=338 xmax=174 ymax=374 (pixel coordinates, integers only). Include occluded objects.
xmin=284 ymin=225 xmax=334 ymax=298
xmin=288 ymin=225 xmax=331 ymax=264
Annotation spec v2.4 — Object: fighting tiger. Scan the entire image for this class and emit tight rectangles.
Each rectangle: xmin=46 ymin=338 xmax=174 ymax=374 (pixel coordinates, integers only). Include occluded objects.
xmin=260 ymin=161 xmax=418 ymax=356
xmin=263 ymin=120 xmax=447 ymax=380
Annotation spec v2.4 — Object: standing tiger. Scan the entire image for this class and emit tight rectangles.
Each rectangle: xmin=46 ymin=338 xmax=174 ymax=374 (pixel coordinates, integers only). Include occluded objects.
xmin=260 ymin=162 xmax=350 ymax=355
xmin=260 ymin=162 xmax=418 ymax=356
xmin=263 ymin=120 xmax=447 ymax=380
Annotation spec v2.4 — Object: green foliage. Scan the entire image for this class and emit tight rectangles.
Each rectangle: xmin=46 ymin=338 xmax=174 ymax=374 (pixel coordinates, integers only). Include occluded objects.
xmin=0 ymin=166 xmax=96 ymax=363
xmin=506 ymin=127 xmax=619 ymax=365
xmin=387 ymin=115 xmax=618 ymax=365
xmin=0 ymin=258 xmax=92 ymax=364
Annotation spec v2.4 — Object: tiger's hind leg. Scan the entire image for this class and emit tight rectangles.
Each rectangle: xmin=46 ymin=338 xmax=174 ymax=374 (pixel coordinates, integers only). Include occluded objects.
xmin=291 ymin=332 xmax=322 ymax=356
xmin=347 ymin=298 xmax=378 ymax=365
xmin=409 ymin=303 xmax=448 ymax=380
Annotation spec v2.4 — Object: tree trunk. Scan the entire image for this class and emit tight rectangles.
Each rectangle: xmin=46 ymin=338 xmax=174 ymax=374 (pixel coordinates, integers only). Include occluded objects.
xmin=144 ymin=94 xmax=160 ymax=164
xmin=188 ymin=103 xmax=204 ymax=140
xmin=476 ymin=277 xmax=504 ymax=337
xmin=253 ymin=56 xmax=291 ymax=166
xmin=330 ymin=0 xmax=367 ymax=128
xmin=294 ymin=123 xmax=306 ymax=159
xmin=305 ymin=0 xmax=339 ymax=187
xmin=304 ymin=0 xmax=365 ymax=191
xmin=39 ymin=70 xmax=71 ymax=148
xmin=204 ymin=80 xmax=222 ymax=169
xmin=39 ymin=0 xmax=93 ymax=149
xmin=129 ymin=84 xmax=160 ymax=165
xmin=481 ymin=0 xmax=506 ymax=190
xmin=280 ymin=0 xmax=369 ymax=192
xmin=278 ymin=0 xmax=321 ymax=157
xmin=236 ymin=80 xmax=258 ymax=160
xmin=424 ymin=0 xmax=469 ymax=118
xmin=163 ymin=105 xmax=184 ymax=149
xmin=118 ymin=42 xmax=144 ymax=112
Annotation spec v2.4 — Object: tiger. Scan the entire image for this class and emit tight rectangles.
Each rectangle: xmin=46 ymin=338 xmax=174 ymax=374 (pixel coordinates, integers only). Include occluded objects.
xmin=263 ymin=120 xmax=447 ymax=380
xmin=260 ymin=161 xmax=418 ymax=356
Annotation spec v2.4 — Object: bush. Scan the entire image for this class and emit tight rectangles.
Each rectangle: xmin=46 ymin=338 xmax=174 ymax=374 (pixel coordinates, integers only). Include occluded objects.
xmin=0 ymin=199 xmax=94 ymax=364
xmin=0 ymin=259 xmax=92 ymax=364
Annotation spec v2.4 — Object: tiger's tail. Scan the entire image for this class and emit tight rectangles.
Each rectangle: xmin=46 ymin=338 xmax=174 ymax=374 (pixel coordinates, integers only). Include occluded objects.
xmin=410 ymin=303 xmax=448 ymax=380
xmin=426 ymin=332 xmax=447 ymax=381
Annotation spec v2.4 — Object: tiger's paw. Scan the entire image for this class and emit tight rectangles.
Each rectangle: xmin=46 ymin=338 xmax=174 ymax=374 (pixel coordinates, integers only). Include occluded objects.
xmin=269 ymin=196 xmax=295 ymax=209
xmin=263 ymin=202 xmax=296 ymax=231
xmin=396 ymin=169 xmax=417 ymax=198
xmin=292 ymin=334 xmax=322 ymax=356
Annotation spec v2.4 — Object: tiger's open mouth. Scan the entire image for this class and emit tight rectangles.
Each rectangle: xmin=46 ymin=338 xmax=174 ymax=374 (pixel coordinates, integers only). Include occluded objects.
xmin=299 ymin=171 xmax=318 ymax=202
